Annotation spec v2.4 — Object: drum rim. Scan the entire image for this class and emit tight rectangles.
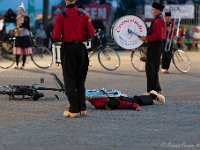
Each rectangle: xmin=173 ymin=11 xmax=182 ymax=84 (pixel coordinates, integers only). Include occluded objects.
xmin=111 ymin=15 xmax=147 ymax=50
xmin=86 ymin=88 xmax=122 ymax=98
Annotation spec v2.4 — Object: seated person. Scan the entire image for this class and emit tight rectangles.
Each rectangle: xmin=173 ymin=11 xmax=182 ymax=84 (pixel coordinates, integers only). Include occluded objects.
xmin=88 ymin=90 xmax=165 ymax=111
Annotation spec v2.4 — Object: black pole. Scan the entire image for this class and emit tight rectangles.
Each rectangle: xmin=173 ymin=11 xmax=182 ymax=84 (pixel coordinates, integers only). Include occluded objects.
xmin=43 ymin=0 xmax=49 ymax=29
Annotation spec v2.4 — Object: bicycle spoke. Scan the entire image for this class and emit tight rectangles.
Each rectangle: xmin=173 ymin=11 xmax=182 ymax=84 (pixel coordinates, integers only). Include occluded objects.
xmin=131 ymin=48 xmax=146 ymax=72
xmin=31 ymin=46 xmax=53 ymax=69
xmin=173 ymin=50 xmax=191 ymax=73
xmin=98 ymin=47 xmax=120 ymax=71
xmin=102 ymin=50 xmax=111 ymax=60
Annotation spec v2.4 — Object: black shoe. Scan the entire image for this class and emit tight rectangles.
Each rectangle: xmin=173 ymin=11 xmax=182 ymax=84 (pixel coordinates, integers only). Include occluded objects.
xmin=150 ymin=90 xmax=165 ymax=104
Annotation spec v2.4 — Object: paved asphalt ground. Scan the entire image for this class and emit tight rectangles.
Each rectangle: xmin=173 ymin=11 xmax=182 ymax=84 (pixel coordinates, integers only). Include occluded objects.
xmin=0 ymin=51 xmax=199 ymax=150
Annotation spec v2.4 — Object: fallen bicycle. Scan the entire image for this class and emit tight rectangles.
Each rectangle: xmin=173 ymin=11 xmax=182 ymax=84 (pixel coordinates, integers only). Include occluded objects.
xmin=0 ymin=73 xmax=121 ymax=101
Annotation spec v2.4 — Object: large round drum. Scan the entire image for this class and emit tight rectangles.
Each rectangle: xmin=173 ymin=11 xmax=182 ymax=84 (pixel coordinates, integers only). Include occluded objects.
xmin=111 ymin=15 xmax=147 ymax=50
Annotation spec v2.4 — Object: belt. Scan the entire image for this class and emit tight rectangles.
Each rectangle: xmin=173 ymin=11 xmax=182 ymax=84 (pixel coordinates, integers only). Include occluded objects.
xmin=62 ymin=41 xmax=82 ymax=44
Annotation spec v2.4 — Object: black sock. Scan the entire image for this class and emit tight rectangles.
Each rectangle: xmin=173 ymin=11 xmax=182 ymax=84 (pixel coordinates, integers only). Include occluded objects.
xmin=22 ymin=55 xmax=26 ymax=66
xmin=15 ymin=55 xmax=20 ymax=66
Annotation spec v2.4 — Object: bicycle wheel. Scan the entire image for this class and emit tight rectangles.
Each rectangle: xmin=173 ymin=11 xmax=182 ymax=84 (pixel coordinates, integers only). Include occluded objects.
xmin=131 ymin=47 xmax=146 ymax=72
xmin=31 ymin=46 xmax=53 ymax=69
xmin=0 ymin=42 xmax=15 ymax=69
xmin=98 ymin=46 xmax=120 ymax=71
xmin=172 ymin=49 xmax=191 ymax=73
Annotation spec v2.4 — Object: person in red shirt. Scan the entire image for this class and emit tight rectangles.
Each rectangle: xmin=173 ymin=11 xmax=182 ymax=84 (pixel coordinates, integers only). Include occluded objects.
xmin=52 ymin=0 xmax=95 ymax=118
xmin=88 ymin=90 xmax=165 ymax=111
xmin=140 ymin=2 xmax=166 ymax=94
xmin=161 ymin=11 xmax=175 ymax=74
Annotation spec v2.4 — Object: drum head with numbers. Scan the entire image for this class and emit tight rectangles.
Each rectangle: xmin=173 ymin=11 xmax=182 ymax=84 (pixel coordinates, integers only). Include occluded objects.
xmin=111 ymin=15 xmax=147 ymax=50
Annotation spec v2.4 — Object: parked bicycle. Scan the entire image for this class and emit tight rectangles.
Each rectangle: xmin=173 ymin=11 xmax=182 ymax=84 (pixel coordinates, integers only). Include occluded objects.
xmin=0 ymin=40 xmax=14 ymax=68
xmin=87 ymin=29 xmax=120 ymax=71
xmin=131 ymin=44 xmax=191 ymax=73
xmin=52 ymin=30 xmax=120 ymax=71
xmin=0 ymin=35 xmax=53 ymax=69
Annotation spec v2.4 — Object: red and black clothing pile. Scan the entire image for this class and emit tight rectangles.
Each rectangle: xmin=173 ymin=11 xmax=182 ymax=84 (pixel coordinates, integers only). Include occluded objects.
xmin=88 ymin=94 xmax=156 ymax=110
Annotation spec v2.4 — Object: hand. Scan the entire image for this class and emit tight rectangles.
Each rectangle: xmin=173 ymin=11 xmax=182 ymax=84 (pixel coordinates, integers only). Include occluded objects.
xmin=140 ymin=36 xmax=146 ymax=41
xmin=105 ymin=104 xmax=112 ymax=110
xmin=136 ymin=107 xmax=143 ymax=111
xmin=167 ymin=27 xmax=171 ymax=32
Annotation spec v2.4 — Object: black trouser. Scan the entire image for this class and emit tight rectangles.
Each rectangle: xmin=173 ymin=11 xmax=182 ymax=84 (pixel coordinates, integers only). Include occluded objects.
xmin=120 ymin=95 xmax=154 ymax=106
xmin=60 ymin=42 xmax=89 ymax=113
xmin=106 ymin=95 xmax=154 ymax=109
xmin=146 ymin=41 xmax=163 ymax=93
xmin=161 ymin=41 xmax=173 ymax=70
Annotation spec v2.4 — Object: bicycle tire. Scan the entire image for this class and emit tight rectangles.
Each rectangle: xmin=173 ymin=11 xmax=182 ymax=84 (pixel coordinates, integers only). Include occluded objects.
xmin=98 ymin=46 xmax=120 ymax=71
xmin=131 ymin=47 xmax=146 ymax=72
xmin=172 ymin=49 xmax=191 ymax=73
xmin=31 ymin=46 xmax=53 ymax=69
xmin=0 ymin=42 xmax=15 ymax=69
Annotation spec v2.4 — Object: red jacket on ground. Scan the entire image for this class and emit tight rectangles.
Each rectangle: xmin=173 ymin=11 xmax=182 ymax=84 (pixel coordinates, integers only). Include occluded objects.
xmin=52 ymin=5 xmax=95 ymax=43
xmin=88 ymin=97 xmax=141 ymax=110
xmin=146 ymin=15 xmax=166 ymax=42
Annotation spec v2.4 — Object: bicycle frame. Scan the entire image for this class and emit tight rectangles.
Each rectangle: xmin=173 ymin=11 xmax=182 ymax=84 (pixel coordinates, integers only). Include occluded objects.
xmin=88 ymin=31 xmax=105 ymax=58
xmin=0 ymin=73 xmax=64 ymax=100
xmin=88 ymin=32 xmax=121 ymax=71
xmin=0 ymin=73 xmax=122 ymax=100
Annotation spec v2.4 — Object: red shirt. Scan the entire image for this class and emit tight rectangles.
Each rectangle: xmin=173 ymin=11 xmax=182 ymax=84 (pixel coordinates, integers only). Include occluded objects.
xmin=146 ymin=15 xmax=166 ymax=42
xmin=52 ymin=5 xmax=95 ymax=43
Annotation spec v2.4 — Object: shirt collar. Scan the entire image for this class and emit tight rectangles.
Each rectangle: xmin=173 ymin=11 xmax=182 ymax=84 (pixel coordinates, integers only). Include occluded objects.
xmin=66 ymin=4 xmax=76 ymax=8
